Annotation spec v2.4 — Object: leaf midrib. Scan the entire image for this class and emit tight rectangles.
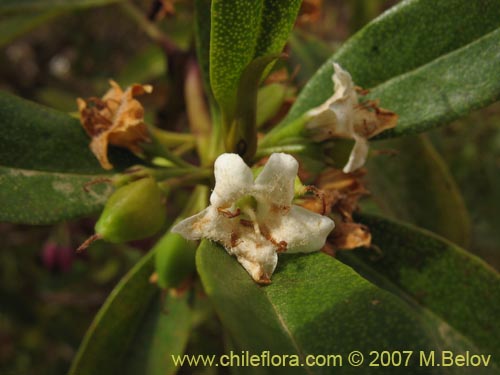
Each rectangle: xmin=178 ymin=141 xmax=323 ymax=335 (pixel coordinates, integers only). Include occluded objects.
xmin=262 ymin=285 xmax=315 ymax=375
xmin=0 ymin=165 xmax=112 ymax=178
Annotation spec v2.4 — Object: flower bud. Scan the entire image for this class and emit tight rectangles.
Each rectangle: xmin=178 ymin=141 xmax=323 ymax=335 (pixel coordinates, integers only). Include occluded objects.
xmin=41 ymin=242 xmax=58 ymax=271
xmin=95 ymin=177 xmax=166 ymax=243
xmin=154 ymin=232 xmax=197 ymax=289
xmin=41 ymin=242 xmax=74 ymax=273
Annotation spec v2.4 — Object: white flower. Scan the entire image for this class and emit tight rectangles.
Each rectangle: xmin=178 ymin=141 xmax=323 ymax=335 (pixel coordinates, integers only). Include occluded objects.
xmin=172 ymin=153 xmax=335 ymax=284
xmin=306 ymin=63 xmax=398 ymax=173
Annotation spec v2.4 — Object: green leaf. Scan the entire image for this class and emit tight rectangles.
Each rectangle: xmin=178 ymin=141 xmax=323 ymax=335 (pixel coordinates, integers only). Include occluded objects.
xmin=70 ymin=250 xmax=192 ymax=375
xmin=209 ymin=0 xmax=263 ymax=117
xmin=0 ymin=167 xmax=112 ymax=224
xmin=226 ymin=54 xmax=281 ymax=160
xmin=338 ymin=214 xmax=500 ymax=364
xmin=121 ymin=295 xmax=191 ymax=375
xmin=253 ymin=0 xmax=302 ymax=58
xmin=362 ymin=135 xmax=470 ymax=246
xmin=0 ymin=10 xmax=62 ymax=47
xmin=0 ymin=0 xmax=123 ymax=14
xmin=429 ymin=103 xmax=500 ymax=269
xmin=0 ymin=91 xmax=141 ymax=173
xmin=69 ymin=251 xmax=155 ymax=375
xmin=256 ymin=83 xmax=293 ymax=128
xmin=287 ymin=30 xmax=334 ymax=85
xmin=209 ymin=0 xmax=301 ymax=118
xmin=116 ymin=45 xmax=166 ymax=87
xmin=274 ymin=0 xmax=500 ymax=138
xmin=370 ymin=29 xmax=500 ymax=138
xmin=197 ymin=240 xmax=490 ymax=374
xmin=194 ymin=0 xmax=213 ymax=102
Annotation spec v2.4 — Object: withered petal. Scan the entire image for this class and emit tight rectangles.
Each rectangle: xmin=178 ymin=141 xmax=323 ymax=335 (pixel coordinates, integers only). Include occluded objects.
xmin=77 ymin=81 xmax=152 ymax=170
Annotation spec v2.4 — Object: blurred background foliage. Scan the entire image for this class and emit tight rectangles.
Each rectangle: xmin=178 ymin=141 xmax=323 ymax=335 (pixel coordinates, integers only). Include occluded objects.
xmin=0 ymin=0 xmax=498 ymax=374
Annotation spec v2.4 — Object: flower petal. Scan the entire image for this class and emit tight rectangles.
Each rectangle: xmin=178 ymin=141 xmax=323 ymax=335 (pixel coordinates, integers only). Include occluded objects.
xmin=77 ymin=80 xmax=151 ymax=170
xmin=267 ymin=205 xmax=334 ymax=253
xmin=89 ymin=134 xmax=112 ymax=170
xmin=306 ymin=63 xmax=358 ymax=142
xmin=343 ymin=135 xmax=369 ymax=173
xmin=229 ymin=230 xmax=278 ymax=283
xmin=254 ymin=153 xmax=298 ymax=208
xmin=210 ymin=153 xmax=254 ymax=207
xmin=332 ymin=63 xmax=355 ymax=100
xmin=171 ymin=206 xmax=233 ymax=246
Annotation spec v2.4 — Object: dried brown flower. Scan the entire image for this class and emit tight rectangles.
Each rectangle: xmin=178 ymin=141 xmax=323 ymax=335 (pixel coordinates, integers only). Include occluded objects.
xmin=297 ymin=0 xmax=322 ymax=26
xmin=296 ymin=166 xmax=372 ymax=251
xmin=77 ymin=80 xmax=152 ymax=170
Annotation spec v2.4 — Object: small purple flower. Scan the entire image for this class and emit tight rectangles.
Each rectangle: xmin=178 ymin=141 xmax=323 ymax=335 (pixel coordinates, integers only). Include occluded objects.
xmin=40 ymin=242 xmax=74 ymax=273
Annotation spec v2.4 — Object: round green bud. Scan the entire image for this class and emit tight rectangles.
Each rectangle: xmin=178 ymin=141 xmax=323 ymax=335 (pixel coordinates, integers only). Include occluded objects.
xmin=95 ymin=177 xmax=166 ymax=243
xmin=154 ymin=232 xmax=197 ymax=289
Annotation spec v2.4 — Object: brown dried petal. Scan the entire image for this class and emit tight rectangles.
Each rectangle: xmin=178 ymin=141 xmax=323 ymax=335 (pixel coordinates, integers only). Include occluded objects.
xmin=353 ymin=100 xmax=399 ymax=139
xmin=316 ymin=168 xmax=369 ymax=219
xmin=329 ymin=221 xmax=371 ymax=250
xmin=77 ymin=80 xmax=152 ymax=170
xmin=297 ymin=0 xmax=322 ymax=26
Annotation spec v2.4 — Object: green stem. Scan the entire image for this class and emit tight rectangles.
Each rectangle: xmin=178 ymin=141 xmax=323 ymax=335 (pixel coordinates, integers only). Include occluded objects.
xmin=113 ymin=166 xmax=211 ymax=187
xmin=173 ymin=142 xmax=196 ymax=156
xmin=149 ymin=127 xmax=196 ymax=148
xmin=140 ymin=136 xmax=193 ymax=169
xmin=257 ymin=113 xmax=310 ymax=151
xmin=159 ymin=169 xmax=212 ymax=190
xmin=119 ymin=1 xmax=168 ymax=44
xmin=255 ymin=143 xmax=310 ymax=160
xmin=207 ymin=104 xmax=224 ymax=163
xmin=185 ymin=60 xmax=213 ymax=165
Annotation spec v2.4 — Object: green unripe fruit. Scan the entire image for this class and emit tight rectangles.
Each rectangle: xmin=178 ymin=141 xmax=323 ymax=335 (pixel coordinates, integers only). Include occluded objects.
xmin=95 ymin=177 xmax=166 ymax=243
xmin=154 ymin=232 xmax=197 ymax=289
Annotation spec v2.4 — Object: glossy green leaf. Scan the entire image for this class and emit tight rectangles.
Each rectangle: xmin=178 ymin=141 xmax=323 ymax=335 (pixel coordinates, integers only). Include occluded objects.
xmin=272 ymin=0 xmax=500 ymax=139
xmin=197 ymin=240 xmax=490 ymax=374
xmin=0 ymin=10 xmax=62 ymax=47
xmin=0 ymin=166 xmax=112 ymax=224
xmin=70 ymin=250 xmax=192 ymax=375
xmin=338 ymin=214 xmax=500 ymax=364
xmin=209 ymin=0 xmax=301 ymax=118
xmin=0 ymin=91 xmax=141 ymax=173
xmin=0 ymin=0 xmax=123 ymax=14
xmin=362 ymin=135 xmax=470 ymax=246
